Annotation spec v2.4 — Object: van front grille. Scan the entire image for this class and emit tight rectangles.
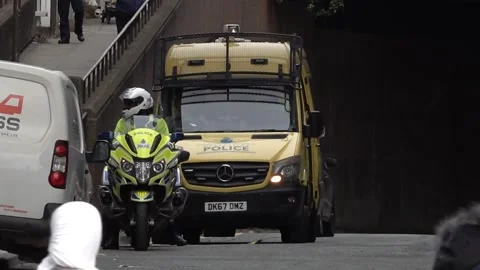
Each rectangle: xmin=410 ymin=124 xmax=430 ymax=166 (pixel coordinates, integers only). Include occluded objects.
xmin=181 ymin=162 xmax=270 ymax=187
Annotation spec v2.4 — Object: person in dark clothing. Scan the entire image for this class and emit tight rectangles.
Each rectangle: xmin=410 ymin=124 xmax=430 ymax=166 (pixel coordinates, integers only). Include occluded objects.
xmin=115 ymin=0 xmax=144 ymax=34
xmin=432 ymin=203 xmax=480 ymax=270
xmin=58 ymin=0 xmax=85 ymax=44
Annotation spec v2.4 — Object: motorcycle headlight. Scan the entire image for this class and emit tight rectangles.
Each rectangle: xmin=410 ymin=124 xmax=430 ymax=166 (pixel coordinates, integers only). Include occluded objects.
xmin=121 ymin=159 xmax=134 ymax=173
xmin=152 ymin=160 xmax=165 ymax=174
xmin=271 ymin=156 xmax=301 ymax=183
xmin=135 ymin=161 xmax=151 ymax=183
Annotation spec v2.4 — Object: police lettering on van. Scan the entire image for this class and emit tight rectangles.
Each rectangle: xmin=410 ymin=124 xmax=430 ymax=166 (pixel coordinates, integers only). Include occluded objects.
xmin=0 ymin=94 xmax=23 ymax=132
xmin=201 ymin=144 xmax=253 ymax=154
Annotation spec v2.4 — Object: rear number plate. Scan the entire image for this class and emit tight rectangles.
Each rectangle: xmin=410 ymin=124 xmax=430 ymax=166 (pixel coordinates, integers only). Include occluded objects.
xmin=204 ymin=201 xmax=247 ymax=212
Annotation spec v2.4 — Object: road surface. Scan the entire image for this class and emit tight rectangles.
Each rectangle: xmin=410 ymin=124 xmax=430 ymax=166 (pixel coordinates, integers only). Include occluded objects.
xmin=87 ymin=232 xmax=436 ymax=270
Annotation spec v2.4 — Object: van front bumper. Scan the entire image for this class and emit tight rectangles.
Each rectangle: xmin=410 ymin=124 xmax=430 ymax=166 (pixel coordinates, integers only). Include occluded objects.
xmin=0 ymin=203 xmax=61 ymax=240
xmin=176 ymin=184 xmax=306 ymax=229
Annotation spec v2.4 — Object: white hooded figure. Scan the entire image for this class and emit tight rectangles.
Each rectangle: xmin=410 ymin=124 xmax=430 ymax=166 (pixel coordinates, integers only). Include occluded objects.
xmin=37 ymin=201 xmax=102 ymax=270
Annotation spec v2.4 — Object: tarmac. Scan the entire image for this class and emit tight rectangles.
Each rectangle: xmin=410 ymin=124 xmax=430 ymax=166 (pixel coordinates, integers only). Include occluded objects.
xmin=19 ymin=17 xmax=117 ymax=77
xmin=3 ymin=232 xmax=437 ymax=270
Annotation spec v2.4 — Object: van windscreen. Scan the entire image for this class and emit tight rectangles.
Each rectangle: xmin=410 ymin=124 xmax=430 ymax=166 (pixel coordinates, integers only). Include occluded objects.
xmin=178 ymin=87 xmax=297 ymax=133
xmin=0 ymin=76 xmax=51 ymax=143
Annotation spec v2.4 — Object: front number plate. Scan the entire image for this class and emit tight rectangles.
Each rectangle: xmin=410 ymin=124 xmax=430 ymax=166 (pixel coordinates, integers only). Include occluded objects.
xmin=204 ymin=201 xmax=247 ymax=212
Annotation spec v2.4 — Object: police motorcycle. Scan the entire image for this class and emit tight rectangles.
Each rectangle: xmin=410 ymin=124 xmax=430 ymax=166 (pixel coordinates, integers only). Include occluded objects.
xmin=96 ymin=115 xmax=190 ymax=251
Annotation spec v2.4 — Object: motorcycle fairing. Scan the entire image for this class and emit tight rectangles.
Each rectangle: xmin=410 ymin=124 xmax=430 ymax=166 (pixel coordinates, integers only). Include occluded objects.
xmin=130 ymin=190 xmax=154 ymax=202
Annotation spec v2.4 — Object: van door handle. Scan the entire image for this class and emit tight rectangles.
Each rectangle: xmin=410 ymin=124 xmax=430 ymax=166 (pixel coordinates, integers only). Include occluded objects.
xmin=85 ymin=169 xmax=89 ymax=174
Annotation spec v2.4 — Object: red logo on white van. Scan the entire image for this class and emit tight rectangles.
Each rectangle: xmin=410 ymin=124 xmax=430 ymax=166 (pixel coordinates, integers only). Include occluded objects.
xmin=0 ymin=94 xmax=23 ymax=133
xmin=0 ymin=94 xmax=24 ymax=115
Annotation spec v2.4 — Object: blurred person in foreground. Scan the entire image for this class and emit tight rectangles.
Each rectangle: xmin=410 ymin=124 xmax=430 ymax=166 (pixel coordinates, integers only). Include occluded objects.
xmin=37 ymin=201 xmax=102 ymax=270
xmin=433 ymin=202 xmax=480 ymax=270
xmin=115 ymin=0 xmax=145 ymax=34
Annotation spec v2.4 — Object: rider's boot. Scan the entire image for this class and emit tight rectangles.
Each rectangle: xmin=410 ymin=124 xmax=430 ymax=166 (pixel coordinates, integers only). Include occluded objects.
xmin=102 ymin=218 xmax=120 ymax=250
xmin=167 ymin=220 xmax=188 ymax=246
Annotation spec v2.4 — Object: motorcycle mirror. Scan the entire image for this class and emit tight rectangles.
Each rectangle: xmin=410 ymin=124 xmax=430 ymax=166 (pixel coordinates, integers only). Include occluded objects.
xmin=86 ymin=140 xmax=111 ymax=163
xmin=177 ymin=150 xmax=190 ymax=163
xmin=170 ymin=132 xmax=185 ymax=143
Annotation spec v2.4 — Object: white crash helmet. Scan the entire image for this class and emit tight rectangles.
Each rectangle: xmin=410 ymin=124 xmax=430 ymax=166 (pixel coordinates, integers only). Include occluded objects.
xmin=119 ymin=87 xmax=154 ymax=120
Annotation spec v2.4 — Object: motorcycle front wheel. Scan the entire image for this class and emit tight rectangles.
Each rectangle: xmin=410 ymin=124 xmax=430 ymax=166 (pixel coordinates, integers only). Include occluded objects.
xmin=132 ymin=203 xmax=150 ymax=251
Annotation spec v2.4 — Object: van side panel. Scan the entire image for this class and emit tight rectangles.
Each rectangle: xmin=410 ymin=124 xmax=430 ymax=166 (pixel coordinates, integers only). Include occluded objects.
xmin=0 ymin=77 xmax=51 ymax=142
xmin=64 ymin=79 xmax=89 ymax=202
xmin=0 ymin=73 xmax=70 ymax=219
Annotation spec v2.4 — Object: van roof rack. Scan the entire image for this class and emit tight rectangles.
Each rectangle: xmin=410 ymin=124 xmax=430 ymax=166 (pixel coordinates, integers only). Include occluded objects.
xmin=152 ymin=30 xmax=304 ymax=90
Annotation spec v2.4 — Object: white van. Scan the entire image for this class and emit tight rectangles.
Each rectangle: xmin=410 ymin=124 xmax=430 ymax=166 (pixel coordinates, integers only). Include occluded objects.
xmin=0 ymin=61 xmax=109 ymax=248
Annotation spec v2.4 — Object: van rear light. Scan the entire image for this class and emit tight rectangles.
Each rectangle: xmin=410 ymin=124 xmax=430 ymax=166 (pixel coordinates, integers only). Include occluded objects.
xmin=49 ymin=140 xmax=68 ymax=189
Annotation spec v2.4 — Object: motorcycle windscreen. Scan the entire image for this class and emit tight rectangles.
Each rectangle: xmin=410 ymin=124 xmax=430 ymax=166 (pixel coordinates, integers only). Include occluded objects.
xmin=132 ymin=115 xmax=159 ymax=130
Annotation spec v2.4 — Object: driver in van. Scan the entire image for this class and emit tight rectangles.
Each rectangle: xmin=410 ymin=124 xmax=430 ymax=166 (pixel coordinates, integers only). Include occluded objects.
xmin=102 ymin=87 xmax=188 ymax=248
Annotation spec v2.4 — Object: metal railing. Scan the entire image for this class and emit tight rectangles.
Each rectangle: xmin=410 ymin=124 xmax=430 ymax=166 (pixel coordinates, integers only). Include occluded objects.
xmin=81 ymin=0 xmax=163 ymax=104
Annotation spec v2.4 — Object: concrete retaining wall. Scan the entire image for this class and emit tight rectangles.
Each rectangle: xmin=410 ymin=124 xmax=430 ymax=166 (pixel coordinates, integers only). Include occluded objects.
xmin=275 ymin=0 xmax=480 ymax=233
xmin=0 ymin=0 xmax=36 ymax=61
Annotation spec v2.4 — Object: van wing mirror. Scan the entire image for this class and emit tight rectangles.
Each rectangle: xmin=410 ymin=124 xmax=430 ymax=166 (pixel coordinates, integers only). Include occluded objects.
xmin=86 ymin=140 xmax=111 ymax=163
xmin=304 ymin=111 xmax=325 ymax=138
xmin=324 ymin=157 xmax=338 ymax=170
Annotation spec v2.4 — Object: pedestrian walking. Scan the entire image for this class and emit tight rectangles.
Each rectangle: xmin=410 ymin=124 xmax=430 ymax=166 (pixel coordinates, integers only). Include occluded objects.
xmin=37 ymin=201 xmax=102 ymax=270
xmin=58 ymin=0 xmax=86 ymax=44
xmin=432 ymin=202 xmax=480 ymax=270
xmin=115 ymin=0 xmax=144 ymax=34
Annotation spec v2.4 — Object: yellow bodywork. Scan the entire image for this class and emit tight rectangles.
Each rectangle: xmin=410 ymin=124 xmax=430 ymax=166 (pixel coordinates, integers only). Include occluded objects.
xmin=109 ymin=128 xmax=178 ymax=202
xmin=165 ymin=42 xmax=291 ymax=79
xmin=156 ymin=40 xmax=322 ymax=210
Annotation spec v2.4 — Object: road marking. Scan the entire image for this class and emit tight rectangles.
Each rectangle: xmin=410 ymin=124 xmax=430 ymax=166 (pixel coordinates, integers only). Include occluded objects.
xmin=249 ymin=239 xmax=263 ymax=244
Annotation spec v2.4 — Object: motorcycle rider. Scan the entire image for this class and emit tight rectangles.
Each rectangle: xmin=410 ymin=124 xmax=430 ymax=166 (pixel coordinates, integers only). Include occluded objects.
xmin=102 ymin=87 xmax=188 ymax=249
xmin=114 ymin=87 xmax=168 ymax=137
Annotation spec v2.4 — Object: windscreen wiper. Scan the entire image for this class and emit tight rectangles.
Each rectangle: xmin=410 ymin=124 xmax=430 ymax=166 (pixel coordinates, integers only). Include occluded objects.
xmin=187 ymin=130 xmax=227 ymax=133
xmin=247 ymin=129 xmax=288 ymax=132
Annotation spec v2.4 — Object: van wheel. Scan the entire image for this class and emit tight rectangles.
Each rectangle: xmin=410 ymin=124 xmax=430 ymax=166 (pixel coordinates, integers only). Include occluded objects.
xmin=321 ymin=203 xmax=335 ymax=237
xmin=182 ymin=229 xmax=202 ymax=245
xmin=132 ymin=203 xmax=150 ymax=251
xmin=280 ymin=206 xmax=309 ymax=243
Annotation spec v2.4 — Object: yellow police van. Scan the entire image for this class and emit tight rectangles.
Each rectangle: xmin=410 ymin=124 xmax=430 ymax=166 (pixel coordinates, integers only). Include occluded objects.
xmin=153 ymin=24 xmax=336 ymax=244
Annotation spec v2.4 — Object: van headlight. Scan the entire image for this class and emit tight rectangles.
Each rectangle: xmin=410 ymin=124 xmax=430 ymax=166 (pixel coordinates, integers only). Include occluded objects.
xmin=135 ymin=161 xmax=151 ymax=183
xmin=271 ymin=156 xmax=301 ymax=183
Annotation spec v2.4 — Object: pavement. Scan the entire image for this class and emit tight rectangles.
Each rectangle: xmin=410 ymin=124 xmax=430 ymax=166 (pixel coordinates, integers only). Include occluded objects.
xmin=19 ymin=18 xmax=117 ymax=77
